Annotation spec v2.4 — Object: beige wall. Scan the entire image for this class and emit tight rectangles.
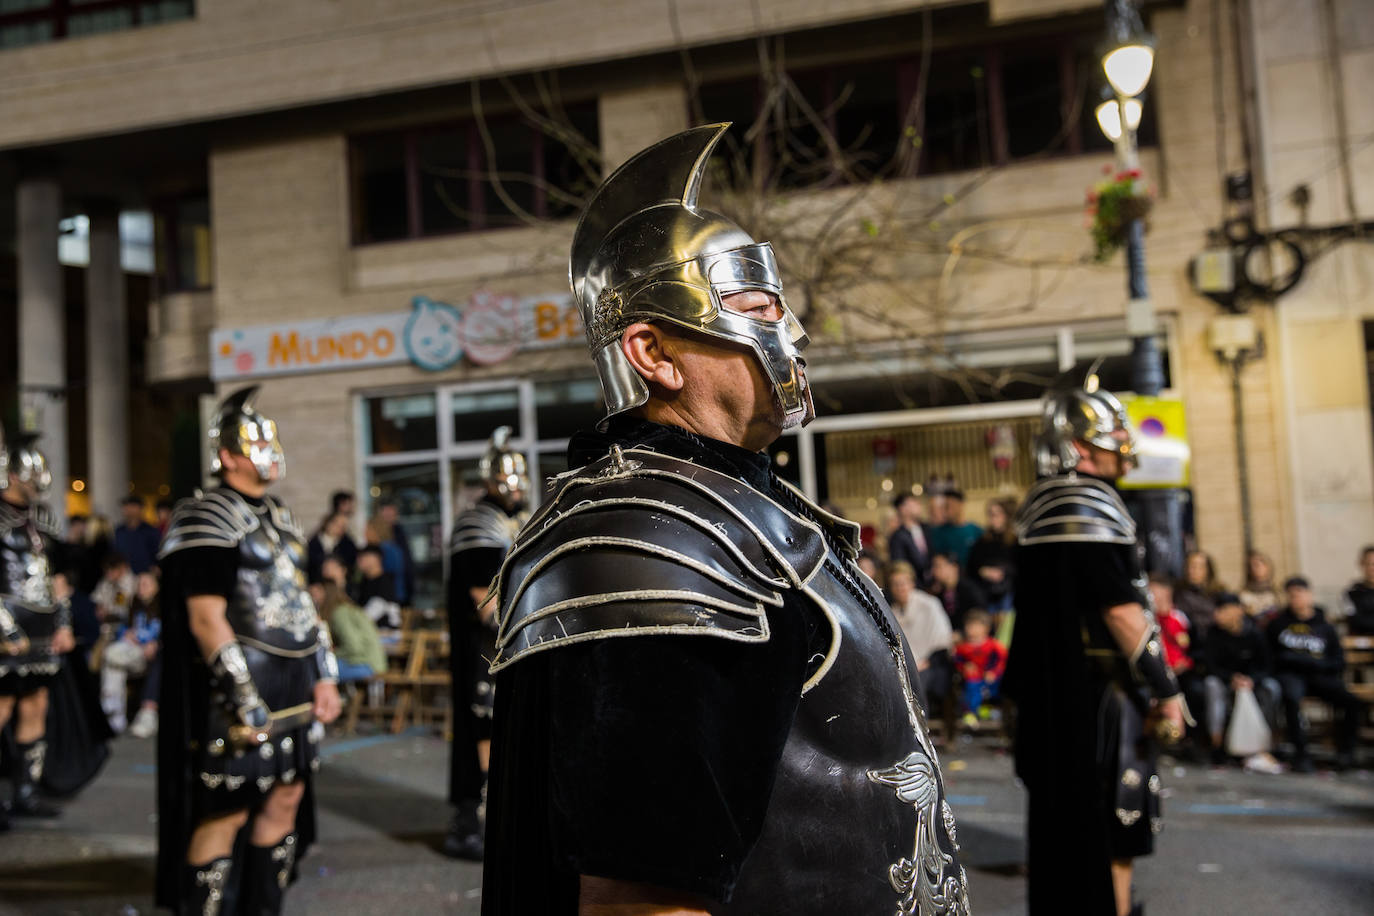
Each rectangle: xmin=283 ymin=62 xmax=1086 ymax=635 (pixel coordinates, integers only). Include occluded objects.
xmin=0 ymin=0 xmax=948 ymax=151
xmin=186 ymin=0 xmax=1307 ymax=592
xmin=119 ymin=0 xmax=1374 ymax=609
xmin=1248 ymin=0 xmax=1374 ymax=608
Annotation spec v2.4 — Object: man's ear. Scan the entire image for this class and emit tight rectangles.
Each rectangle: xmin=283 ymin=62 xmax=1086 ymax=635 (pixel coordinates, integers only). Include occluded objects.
xmin=621 ymin=322 xmax=685 ymax=393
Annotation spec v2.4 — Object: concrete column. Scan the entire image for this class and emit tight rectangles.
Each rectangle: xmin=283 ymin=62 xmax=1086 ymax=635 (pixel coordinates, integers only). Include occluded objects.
xmin=85 ymin=206 xmax=130 ymax=518
xmin=17 ymin=177 xmax=67 ymax=518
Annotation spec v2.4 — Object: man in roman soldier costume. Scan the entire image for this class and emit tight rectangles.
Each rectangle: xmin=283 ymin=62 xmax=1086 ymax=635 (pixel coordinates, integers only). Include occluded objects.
xmin=0 ymin=423 xmax=74 ymax=830
xmin=480 ymin=125 xmax=968 ymax=915
xmin=442 ymin=426 xmax=528 ymax=860
xmin=155 ymin=387 xmax=341 ymax=915
xmin=1004 ymin=372 xmax=1189 ymax=916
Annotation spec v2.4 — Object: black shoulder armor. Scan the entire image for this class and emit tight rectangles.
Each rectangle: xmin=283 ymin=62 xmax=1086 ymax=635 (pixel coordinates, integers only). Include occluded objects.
xmin=159 ymin=488 xmax=255 ymax=558
xmin=450 ymin=501 xmax=520 ymax=555
xmin=1015 ymin=473 xmax=1136 ymax=547
xmin=490 ymin=447 xmax=828 ymax=671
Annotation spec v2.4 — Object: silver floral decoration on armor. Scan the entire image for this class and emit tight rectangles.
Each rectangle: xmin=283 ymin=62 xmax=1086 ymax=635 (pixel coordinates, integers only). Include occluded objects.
xmin=870 ymin=750 xmax=970 ymax=915
xmin=272 ymin=834 xmax=298 ymax=889
xmin=1117 ymin=807 xmax=1142 ymax=827
xmin=194 ymin=858 xmax=232 ymax=916
xmin=24 ymin=740 xmax=46 ymax=782
xmin=1121 ymin=768 xmax=1141 ymax=788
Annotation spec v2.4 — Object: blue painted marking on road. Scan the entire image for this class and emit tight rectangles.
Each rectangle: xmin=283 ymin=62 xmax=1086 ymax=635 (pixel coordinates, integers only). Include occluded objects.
xmin=946 ymin=795 xmax=987 ymax=807
xmin=1184 ymin=803 xmax=1334 ymax=818
xmin=319 ymin=728 xmax=427 ymax=759
xmin=132 ymin=763 xmax=156 ymax=775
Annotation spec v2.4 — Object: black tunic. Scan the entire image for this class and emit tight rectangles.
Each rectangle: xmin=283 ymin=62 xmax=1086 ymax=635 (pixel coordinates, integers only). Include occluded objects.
xmin=1005 ymin=524 xmax=1153 ymax=915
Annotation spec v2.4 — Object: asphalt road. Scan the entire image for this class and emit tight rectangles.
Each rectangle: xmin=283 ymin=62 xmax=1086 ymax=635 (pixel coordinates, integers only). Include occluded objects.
xmin=1 ymin=729 xmax=1371 ymax=915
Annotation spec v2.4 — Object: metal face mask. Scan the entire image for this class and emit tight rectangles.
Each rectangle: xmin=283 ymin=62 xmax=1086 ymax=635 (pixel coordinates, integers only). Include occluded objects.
xmin=1034 ymin=371 xmax=1138 ymax=477
xmin=480 ymin=426 xmax=529 ymax=507
xmin=571 ymin=123 xmax=815 ymax=429
xmin=208 ymin=385 xmax=287 ymax=483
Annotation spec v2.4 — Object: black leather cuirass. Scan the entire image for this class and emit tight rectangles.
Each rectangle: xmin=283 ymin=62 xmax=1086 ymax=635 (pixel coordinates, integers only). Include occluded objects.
xmin=229 ymin=514 xmax=317 ymax=654
xmin=495 ymin=448 xmax=970 ymax=914
xmin=0 ymin=500 xmax=61 ymax=676
xmin=160 ymin=488 xmax=319 ymax=657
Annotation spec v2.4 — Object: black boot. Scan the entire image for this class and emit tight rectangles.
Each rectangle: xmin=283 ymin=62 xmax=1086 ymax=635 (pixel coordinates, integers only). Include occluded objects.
xmin=442 ymin=798 xmax=484 ymax=861
xmin=241 ymin=834 xmax=297 ymax=916
xmin=10 ymin=740 xmax=59 ymax=818
xmin=183 ymin=857 xmax=233 ymax=916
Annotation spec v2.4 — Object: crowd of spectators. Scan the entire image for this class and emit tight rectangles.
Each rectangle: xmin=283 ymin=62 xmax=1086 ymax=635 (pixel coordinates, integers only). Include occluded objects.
xmin=869 ymin=480 xmax=1014 ymax=734
xmin=862 ymin=478 xmax=1370 ymax=770
xmin=1137 ymin=547 xmax=1371 ymax=773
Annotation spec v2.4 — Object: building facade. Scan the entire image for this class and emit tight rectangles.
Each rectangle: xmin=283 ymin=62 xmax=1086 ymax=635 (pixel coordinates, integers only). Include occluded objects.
xmin=1 ymin=0 xmax=1371 ymax=611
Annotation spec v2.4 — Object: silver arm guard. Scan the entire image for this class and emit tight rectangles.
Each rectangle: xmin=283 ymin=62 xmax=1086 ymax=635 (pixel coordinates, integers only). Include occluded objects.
xmin=54 ymin=597 xmax=72 ymax=632
xmin=0 ymin=599 xmax=27 ymax=650
xmin=208 ymin=641 xmax=271 ymax=730
xmin=314 ymin=626 xmax=340 ymax=683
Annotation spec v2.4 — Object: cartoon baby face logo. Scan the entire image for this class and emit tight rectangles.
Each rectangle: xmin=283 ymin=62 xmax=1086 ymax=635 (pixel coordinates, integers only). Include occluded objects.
xmin=404 ymin=296 xmax=464 ymax=371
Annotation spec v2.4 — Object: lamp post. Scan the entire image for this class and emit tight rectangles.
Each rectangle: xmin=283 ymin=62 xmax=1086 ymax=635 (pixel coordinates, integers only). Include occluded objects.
xmin=1097 ymin=0 xmax=1183 ymax=578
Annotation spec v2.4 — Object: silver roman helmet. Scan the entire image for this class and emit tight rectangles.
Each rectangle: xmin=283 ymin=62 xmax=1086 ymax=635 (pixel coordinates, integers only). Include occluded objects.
xmin=570 ymin=123 xmax=815 ymax=429
xmin=1034 ymin=367 xmax=1137 ymax=476
xmin=479 ymin=426 xmax=529 ymax=502
xmin=208 ymin=385 xmax=286 ymax=482
xmin=0 ymin=424 xmax=52 ymax=495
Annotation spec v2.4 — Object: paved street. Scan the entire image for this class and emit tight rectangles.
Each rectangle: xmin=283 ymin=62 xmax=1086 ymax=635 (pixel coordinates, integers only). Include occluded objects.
xmin=1 ymin=730 xmax=1371 ymax=915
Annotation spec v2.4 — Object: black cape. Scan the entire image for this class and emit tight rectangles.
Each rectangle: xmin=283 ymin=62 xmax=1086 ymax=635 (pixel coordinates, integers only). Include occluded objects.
xmin=1004 ymin=534 xmax=1142 ymax=915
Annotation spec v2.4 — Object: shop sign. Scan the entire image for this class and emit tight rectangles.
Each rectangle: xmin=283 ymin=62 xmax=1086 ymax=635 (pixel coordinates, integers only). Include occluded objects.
xmin=211 ymin=291 xmax=584 ymax=380
xmin=1118 ymin=395 xmax=1191 ymax=489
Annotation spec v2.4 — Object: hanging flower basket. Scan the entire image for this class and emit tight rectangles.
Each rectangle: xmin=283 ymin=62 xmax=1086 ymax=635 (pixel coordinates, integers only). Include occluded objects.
xmin=1085 ymin=167 xmax=1154 ymax=262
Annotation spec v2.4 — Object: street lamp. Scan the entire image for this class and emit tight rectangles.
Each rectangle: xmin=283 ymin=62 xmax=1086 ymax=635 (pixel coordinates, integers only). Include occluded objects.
xmin=1097 ymin=0 xmax=1182 ymax=578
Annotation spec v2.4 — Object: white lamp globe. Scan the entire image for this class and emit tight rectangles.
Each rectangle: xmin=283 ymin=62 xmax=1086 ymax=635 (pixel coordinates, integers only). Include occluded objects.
xmin=1103 ymin=43 xmax=1154 ymax=98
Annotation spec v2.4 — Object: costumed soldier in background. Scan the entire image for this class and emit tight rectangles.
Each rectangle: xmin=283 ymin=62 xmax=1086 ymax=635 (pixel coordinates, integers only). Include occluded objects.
xmin=0 ymin=424 xmax=75 ymax=829
xmin=481 ymin=125 xmax=968 ymax=915
xmin=442 ymin=426 xmax=528 ymax=860
xmin=155 ymin=387 xmax=341 ymax=915
xmin=1004 ymin=373 xmax=1190 ymax=916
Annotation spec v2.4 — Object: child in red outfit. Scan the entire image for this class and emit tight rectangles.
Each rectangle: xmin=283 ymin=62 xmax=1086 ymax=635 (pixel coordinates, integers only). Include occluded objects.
xmin=954 ymin=610 xmax=1007 ymax=726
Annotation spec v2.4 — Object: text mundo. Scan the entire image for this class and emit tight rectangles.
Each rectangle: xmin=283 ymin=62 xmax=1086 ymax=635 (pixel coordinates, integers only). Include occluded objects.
xmin=268 ymin=328 xmax=397 ymax=367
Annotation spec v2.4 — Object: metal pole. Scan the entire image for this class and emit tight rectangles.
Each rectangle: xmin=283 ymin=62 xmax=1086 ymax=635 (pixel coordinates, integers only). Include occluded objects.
xmin=1230 ymin=356 xmax=1254 ymax=555
xmin=1114 ymin=103 xmax=1182 ymax=577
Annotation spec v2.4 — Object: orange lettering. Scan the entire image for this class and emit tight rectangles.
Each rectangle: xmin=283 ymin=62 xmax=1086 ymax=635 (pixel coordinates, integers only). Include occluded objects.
xmin=535 ymin=303 xmax=559 ymax=340
xmin=269 ymin=331 xmax=302 ymax=366
xmin=374 ymin=328 xmax=395 ymax=356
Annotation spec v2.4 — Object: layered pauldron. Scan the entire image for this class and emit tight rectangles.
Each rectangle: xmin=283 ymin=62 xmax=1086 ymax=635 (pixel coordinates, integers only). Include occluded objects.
xmin=450 ymin=500 xmax=521 ymax=555
xmin=1014 ymin=473 xmax=1137 ymax=546
xmin=491 ymin=447 xmax=831 ymax=676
